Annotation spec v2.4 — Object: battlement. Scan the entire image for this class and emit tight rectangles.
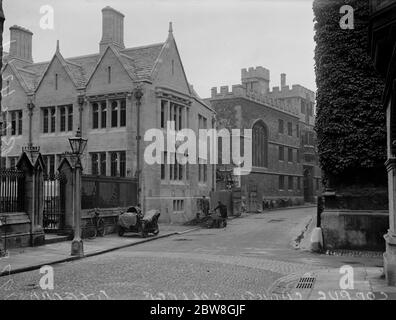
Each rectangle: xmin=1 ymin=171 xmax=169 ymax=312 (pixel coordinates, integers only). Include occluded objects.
xmin=241 ymin=66 xmax=270 ymax=81
xmin=210 ymin=85 xmax=299 ymax=117
xmin=270 ymin=84 xmax=315 ymax=102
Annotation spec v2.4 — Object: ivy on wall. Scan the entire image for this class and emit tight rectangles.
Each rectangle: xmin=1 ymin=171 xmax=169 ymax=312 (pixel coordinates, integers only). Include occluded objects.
xmin=313 ymin=0 xmax=386 ymax=185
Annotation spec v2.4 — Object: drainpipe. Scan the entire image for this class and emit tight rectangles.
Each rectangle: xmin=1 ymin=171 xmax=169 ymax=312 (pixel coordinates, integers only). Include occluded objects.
xmin=134 ymin=86 xmax=144 ymax=208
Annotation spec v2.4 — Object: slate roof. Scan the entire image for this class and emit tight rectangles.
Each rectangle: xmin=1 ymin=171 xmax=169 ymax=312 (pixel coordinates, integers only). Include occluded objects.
xmin=4 ymin=42 xmax=166 ymax=93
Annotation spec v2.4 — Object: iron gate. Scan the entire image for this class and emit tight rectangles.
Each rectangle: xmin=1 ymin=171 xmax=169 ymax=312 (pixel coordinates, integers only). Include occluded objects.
xmin=43 ymin=172 xmax=66 ymax=232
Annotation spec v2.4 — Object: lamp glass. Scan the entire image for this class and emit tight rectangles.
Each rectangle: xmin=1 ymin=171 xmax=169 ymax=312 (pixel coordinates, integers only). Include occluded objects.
xmin=68 ymin=136 xmax=88 ymax=155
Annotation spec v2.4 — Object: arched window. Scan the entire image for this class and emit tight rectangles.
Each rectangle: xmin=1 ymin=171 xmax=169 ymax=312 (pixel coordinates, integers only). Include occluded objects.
xmin=252 ymin=120 xmax=268 ymax=167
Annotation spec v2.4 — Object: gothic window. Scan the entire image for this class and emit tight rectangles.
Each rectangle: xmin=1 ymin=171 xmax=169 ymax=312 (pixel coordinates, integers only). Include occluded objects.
xmin=9 ymin=111 xmax=22 ymax=136
xmin=252 ymin=121 xmax=268 ymax=167
xmin=278 ymin=119 xmax=284 ymax=134
xmin=42 ymin=107 xmax=56 ymax=133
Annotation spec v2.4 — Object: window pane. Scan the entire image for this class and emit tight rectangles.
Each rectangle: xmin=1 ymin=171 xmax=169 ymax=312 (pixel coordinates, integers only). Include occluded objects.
xmin=120 ymin=100 xmax=126 ymax=127
xmin=161 ymin=100 xmax=166 ymax=129
xmin=49 ymin=155 xmax=55 ymax=176
xmin=111 ymin=152 xmax=118 ymax=176
xmin=288 ymin=176 xmax=293 ymax=190
xmin=100 ymin=153 xmax=106 ymax=176
xmin=68 ymin=105 xmax=73 ymax=131
xmin=161 ymin=152 xmax=166 ymax=180
xmin=11 ymin=112 xmax=16 ymax=135
xmin=279 ymin=176 xmax=284 ymax=190
xmin=278 ymin=119 xmax=284 ymax=133
xmin=50 ymin=108 xmax=56 ymax=132
xmin=91 ymin=154 xmax=99 ymax=175
xmin=279 ymin=146 xmax=284 ymax=161
xmin=120 ymin=151 xmax=126 ymax=177
xmin=43 ymin=109 xmax=49 ymax=133
xmin=101 ymin=102 xmax=107 ymax=128
xmin=60 ymin=107 xmax=66 ymax=132
xmin=92 ymin=103 xmax=99 ymax=129
xmin=111 ymin=101 xmax=118 ymax=127
xmin=178 ymin=106 xmax=182 ymax=130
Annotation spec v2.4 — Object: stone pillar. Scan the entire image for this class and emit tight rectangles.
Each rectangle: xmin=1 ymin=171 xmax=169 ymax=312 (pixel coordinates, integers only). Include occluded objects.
xmin=384 ymin=157 xmax=396 ymax=285
xmin=17 ymin=152 xmax=45 ymax=246
xmin=58 ymin=157 xmax=74 ymax=235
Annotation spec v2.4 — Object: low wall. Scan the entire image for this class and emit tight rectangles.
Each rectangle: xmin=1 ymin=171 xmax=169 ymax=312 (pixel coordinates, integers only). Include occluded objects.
xmin=321 ymin=210 xmax=388 ymax=251
xmin=0 ymin=212 xmax=44 ymax=249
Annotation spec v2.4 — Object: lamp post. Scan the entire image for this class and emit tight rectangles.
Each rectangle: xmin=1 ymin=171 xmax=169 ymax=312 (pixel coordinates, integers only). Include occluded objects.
xmin=69 ymin=128 xmax=87 ymax=257
xmin=134 ymin=86 xmax=143 ymax=208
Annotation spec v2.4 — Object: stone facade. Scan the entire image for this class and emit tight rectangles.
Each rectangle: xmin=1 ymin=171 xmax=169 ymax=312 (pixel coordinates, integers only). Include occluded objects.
xmin=206 ymin=68 xmax=321 ymax=211
xmin=1 ymin=7 xmax=215 ymax=224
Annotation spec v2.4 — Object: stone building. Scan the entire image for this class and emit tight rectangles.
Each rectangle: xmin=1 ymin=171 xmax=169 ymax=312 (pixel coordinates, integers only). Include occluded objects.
xmin=206 ymin=67 xmax=321 ymax=211
xmin=369 ymin=0 xmax=396 ymax=285
xmin=0 ymin=6 xmax=216 ymax=224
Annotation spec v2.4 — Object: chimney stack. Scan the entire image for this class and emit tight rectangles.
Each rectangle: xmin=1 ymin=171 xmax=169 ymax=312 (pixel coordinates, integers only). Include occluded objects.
xmin=99 ymin=6 xmax=125 ymax=53
xmin=281 ymin=73 xmax=287 ymax=88
xmin=9 ymin=25 xmax=33 ymax=63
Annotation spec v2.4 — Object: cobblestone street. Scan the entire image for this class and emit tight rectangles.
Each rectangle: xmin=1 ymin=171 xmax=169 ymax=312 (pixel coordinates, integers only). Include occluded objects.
xmin=0 ymin=207 xmax=383 ymax=300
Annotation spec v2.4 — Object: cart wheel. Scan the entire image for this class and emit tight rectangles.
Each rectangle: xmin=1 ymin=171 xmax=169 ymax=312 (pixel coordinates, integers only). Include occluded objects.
xmin=118 ymin=226 xmax=125 ymax=237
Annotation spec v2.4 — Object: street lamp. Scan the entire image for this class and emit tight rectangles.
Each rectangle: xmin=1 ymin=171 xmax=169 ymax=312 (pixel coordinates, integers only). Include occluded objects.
xmin=69 ymin=128 xmax=87 ymax=257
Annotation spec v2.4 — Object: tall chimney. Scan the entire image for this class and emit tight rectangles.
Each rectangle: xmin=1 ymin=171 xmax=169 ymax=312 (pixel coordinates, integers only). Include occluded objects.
xmin=99 ymin=6 xmax=125 ymax=53
xmin=281 ymin=73 xmax=287 ymax=88
xmin=9 ymin=25 xmax=33 ymax=63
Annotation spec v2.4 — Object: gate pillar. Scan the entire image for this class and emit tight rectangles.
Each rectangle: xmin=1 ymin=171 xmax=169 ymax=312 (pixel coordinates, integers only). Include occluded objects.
xmin=17 ymin=151 xmax=46 ymax=246
xmin=58 ymin=157 xmax=74 ymax=236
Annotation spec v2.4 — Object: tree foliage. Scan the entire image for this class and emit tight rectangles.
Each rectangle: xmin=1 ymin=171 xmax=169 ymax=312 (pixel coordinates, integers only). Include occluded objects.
xmin=313 ymin=0 xmax=386 ymax=184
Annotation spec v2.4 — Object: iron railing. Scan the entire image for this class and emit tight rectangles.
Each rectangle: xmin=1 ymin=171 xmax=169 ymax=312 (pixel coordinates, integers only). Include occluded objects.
xmin=43 ymin=172 xmax=66 ymax=231
xmin=0 ymin=168 xmax=25 ymax=213
xmin=81 ymin=175 xmax=137 ymax=210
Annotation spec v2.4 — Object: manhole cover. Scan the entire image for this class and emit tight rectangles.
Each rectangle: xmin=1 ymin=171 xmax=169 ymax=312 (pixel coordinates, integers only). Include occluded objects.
xmin=295 ymin=277 xmax=316 ymax=289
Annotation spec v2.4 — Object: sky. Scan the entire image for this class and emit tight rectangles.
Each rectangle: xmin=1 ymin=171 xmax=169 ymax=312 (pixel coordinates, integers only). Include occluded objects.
xmin=3 ymin=0 xmax=316 ymax=98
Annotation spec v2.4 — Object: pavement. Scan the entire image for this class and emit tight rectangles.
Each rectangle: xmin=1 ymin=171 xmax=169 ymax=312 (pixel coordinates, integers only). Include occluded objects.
xmin=0 ymin=224 xmax=197 ymax=277
xmin=276 ymin=214 xmax=396 ymax=300
xmin=1 ymin=206 xmax=396 ymax=300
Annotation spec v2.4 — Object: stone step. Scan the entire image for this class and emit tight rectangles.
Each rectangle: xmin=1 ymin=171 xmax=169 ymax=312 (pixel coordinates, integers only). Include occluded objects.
xmin=44 ymin=234 xmax=70 ymax=245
